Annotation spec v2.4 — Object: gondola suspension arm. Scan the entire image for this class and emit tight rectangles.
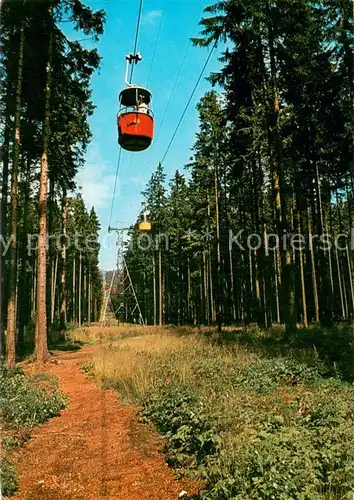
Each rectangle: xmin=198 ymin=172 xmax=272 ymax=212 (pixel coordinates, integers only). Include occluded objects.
xmin=125 ymin=52 xmax=142 ymax=87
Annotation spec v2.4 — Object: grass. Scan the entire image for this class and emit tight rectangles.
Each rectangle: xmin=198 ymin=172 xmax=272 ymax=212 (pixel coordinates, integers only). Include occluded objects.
xmin=69 ymin=322 xmax=242 ymax=345
xmin=81 ymin=325 xmax=354 ymax=499
xmin=68 ymin=323 xmax=162 ymax=344
xmin=92 ymin=332 xmax=254 ymax=401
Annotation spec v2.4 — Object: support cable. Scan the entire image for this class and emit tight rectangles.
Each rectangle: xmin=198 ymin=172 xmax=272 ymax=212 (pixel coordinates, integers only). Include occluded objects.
xmin=108 ymin=147 xmax=122 ymax=230
xmin=146 ymin=0 xmax=167 ymax=88
xmin=108 ymin=0 xmax=144 ymax=231
xmin=160 ymin=40 xmax=217 ymax=164
xmin=154 ymin=1 xmax=205 ymax=144
xmin=129 ymin=0 xmax=144 ymax=83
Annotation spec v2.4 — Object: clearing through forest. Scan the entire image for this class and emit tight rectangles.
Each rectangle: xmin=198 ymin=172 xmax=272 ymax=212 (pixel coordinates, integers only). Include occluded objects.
xmin=10 ymin=338 xmax=197 ymax=500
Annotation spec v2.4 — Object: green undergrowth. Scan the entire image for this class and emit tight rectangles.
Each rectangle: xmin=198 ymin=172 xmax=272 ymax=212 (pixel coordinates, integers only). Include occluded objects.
xmin=212 ymin=324 xmax=354 ymax=381
xmin=90 ymin=329 xmax=354 ymax=499
xmin=0 ymin=365 xmax=67 ymax=497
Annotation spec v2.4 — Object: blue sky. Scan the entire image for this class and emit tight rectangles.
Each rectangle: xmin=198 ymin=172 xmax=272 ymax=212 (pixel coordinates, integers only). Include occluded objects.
xmin=65 ymin=0 xmax=224 ymax=269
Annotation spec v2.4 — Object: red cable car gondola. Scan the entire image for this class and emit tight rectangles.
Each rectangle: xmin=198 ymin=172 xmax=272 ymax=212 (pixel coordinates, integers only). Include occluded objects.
xmin=117 ymin=53 xmax=154 ymax=152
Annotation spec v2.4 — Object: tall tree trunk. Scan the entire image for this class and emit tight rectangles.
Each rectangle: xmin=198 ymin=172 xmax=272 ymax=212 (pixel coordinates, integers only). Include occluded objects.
xmin=158 ymin=243 xmax=162 ymax=326
xmin=298 ymin=211 xmax=308 ymax=327
xmin=187 ymin=256 xmax=192 ymax=323
xmin=228 ymin=239 xmax=236 ymax=322
xmin=6 ymin=19 xmax=25 ymax=366
xmin=177 ymin=253 xmax=181 ymax=325
xmin=336 ymin=195 xmax=350 ymax=319
xmin=267 ymin=9 xmax=296 ymax=334
xmin=47 ymin=177 xmax=55 ymax=330
xmin=152 ymin=251 xmax=156 ymax=326
xmin=161 ymin=265 xmax=165 ymax=325
xmin=35 ymin=5 xmax=53 ymax=362
xmin=346 ymin=245 xmax=354 ymax=318
xmin=254 ymin=249 xmax=263 ymax=326
xmin=88 ymin=268 xmax=91 ymax=324
xmin=273 ymin=249 xmax=280 ymax=323
xmin=316 ymin=164 xmax=333 ymax=327
xmin=281 ymin=246 xmax=296 ymax=334
xmin=1 ymin=93 xmax=12 ymax=243
xmin=214 ymin=163 xmax=222 ymax=334
xmin=50 ymin=259 xmax=55 ymax=322
xmin=252 ymin=155 xmax=265 ymax=327
xmin=249 ymin=249 xmax=254 ymax=319
xmin=143 ymin=269 xmax=147 ymax=323
xmin=83 ymin=267 xmax=87 ymax=323
xmin=1 ymin=89 xmax=13 ymax=342
xmin=59 ymin=193 xmax=67 ymax=329
xmin=206 ymin=191 xmax=215 ymax=323
xmin=263 ymin=225 xmax=273 ymax=326
xmin=78 ymin=252 xmax=82 ymax=325
xmin=51 ymin=253 xmax=58 ymax=325
xmin=335 ymin=243 xmax=346 ymax=319
xmin=203 ymin=250 xmax=209 ymax=324
xmin=0 ymin=193 xmax=3 ymax=360
xmin=32 ymin=257 xmax=37 ymax=321
xmin=307 ymin=206 xmax=319 ymax=322
xmin=18 ymin=155 xmax=31 ymax=344
xmin=325 ymin=216 xmax=335 ymax=303
xmin=72 ymin=256 xmax=76 ymax=323
xmin=347 ymin=0 xmax=354 ymax=181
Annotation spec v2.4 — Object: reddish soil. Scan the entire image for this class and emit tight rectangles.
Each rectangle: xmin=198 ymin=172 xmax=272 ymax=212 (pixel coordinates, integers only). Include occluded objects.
xmin=10 ymin=346 xmax=199 ymax=500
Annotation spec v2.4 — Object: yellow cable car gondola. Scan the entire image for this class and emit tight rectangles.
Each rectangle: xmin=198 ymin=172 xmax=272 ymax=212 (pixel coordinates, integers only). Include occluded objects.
xmin=138 ymin=209 xmax=151 ymax=231
xmin=139 ymin=221 xmax=151 ymax=231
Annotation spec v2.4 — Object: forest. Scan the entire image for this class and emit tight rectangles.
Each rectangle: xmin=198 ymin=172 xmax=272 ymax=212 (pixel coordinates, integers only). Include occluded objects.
xmin=0 ymin=0 xmax=104 ymax=366
xmin=112 ymin=0 xmax=354 ymax=338
xmin=1 ymin=0 xmax=354 ymax=498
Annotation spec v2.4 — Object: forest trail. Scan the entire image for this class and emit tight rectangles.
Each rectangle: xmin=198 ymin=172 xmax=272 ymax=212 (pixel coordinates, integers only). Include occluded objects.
xmin=10 ymin=345 xmax=197 ymax=500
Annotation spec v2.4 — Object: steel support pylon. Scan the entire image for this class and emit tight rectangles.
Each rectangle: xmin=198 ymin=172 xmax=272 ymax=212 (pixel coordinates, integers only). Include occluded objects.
xmin=101 ymin=230 xmax=145 ymax=326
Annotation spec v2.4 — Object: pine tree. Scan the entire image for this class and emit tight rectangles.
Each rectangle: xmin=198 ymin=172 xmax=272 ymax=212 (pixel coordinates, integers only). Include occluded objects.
xmin=0 ymin=0 xmax=105 ymax=363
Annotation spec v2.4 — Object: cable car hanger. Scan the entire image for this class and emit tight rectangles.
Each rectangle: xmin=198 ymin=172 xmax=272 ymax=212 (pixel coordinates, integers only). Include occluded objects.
xmin=124 ymin=52 xmax=142 ymax=87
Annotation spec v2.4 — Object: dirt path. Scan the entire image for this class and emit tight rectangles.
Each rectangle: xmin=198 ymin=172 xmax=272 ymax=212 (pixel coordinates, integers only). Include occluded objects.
xmin=11 ymin=346 xmax=198 ymax=500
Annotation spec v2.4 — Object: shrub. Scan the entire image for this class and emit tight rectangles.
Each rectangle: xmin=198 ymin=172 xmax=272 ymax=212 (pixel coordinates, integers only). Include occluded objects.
xmin=194 ymin=380 xmax=354 ymax=499
xmin=233 ymin=357 xmax=323 ymax=395
xmin=0 ymin=457 xmax=18 ymax=497
xmin=0 ymin=369 xmax=67 ymax=428
xmin=140 ymin=386 xmax=220 ymax=471
xmin=196 ymin=419 xmax=354 ymax=499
